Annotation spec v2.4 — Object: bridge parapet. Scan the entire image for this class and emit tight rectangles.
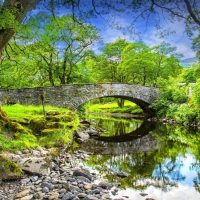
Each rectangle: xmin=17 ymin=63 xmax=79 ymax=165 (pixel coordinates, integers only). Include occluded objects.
xmin=0 ymin=83 xmax=159 ymax=116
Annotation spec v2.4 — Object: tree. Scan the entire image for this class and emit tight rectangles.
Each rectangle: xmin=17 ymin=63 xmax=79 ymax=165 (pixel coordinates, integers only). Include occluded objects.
xmin=1 ymin=0 xmax=200 ymax=55
xmin=120 ymin=42 xmax=155 ymax=85
xmin=151 ymin=42 xmax=182 ymax=86
xmin=0 ymin=0 xmax=40 ymax=55
xmin=14 ymin=13 xmax=100 ymax=85
xmin=88 ymin=39 xmax=128 ymax=83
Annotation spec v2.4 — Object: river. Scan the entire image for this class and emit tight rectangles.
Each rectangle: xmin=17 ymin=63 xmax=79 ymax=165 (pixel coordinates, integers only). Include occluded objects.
xmin=72 ymin=114 xmax=200 ymax=200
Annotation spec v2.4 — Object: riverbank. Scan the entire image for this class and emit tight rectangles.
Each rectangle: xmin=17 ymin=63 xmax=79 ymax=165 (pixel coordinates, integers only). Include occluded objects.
xmin=82 ymin=112 xmax=145 ymax=119
xmin=0 ymin=147 xmax=118 ymax=200
xmin=148 ymin=117 xmax=200 ymax=129
xmin=0 ymin=115 xmax=130 ymax=200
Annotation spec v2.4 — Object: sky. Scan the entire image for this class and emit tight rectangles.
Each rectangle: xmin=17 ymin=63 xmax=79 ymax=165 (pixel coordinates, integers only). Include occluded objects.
xmin=88 ymin=11 xmax=196 ymax=59
xmin=28 ymin=0 xmax=198 ymax=60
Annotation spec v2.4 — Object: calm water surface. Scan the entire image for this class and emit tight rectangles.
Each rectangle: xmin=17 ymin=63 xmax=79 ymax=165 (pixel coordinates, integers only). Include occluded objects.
xmin=75 ymin=114 xmax=200 ymax=200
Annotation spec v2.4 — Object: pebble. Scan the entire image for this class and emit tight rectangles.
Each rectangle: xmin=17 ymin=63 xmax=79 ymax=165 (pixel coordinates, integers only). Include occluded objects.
xmin=0 ymin=148 xmax=119 ymax=200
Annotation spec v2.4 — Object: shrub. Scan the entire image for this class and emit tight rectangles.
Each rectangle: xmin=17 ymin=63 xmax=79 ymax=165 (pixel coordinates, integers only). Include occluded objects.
xmin=172 ymin=89 xmax=187 ymax=104
xmin=175 ymin=104 xmax=197 ymax=124
xmin=150 ymin=99 xmax=170 ymax=117
xmin=166 ymin=104 xmax=179 ymax=118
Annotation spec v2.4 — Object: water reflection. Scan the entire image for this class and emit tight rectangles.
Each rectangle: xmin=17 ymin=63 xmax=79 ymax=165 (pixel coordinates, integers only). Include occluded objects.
xmin=82 ymin=114 xmax=156 ymax=142
xmin=76 ymin=114 xmax=200 ymax=199
xmin=97 ymin=120 xmax=157 ymax=142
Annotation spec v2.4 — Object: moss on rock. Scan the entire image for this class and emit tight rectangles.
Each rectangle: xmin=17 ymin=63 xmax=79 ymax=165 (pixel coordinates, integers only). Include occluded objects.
xmin=0 ymin=156 xmax=23 ymax=180
xmin=46 ymin=110 xmax=60 ymax=116
xmin=0 ymin=105 xmax=9 ymax=125
xmin=29 ymin=118 xmax=47 ymax=134
xmin=49 ymin=147 xmax=60 ymax=157
xmin=46 ymin=114 xmax=74 ymax=122
xmin=45 ymin=122 xmax=64 ymax=129
xmin=41 ymin=128 xmax=60 ymax=136
xmin=5 ymin=121 xmax=29 ymax=133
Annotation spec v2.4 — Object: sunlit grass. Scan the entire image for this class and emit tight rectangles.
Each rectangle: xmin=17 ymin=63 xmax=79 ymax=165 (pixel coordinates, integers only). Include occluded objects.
xmin=3 ymin=104 xmax=69 ymax=120
xmin=0 ymin=104 xmax=79 ymax=152
xmin=85 ymin=101 xmax=143 ymax=114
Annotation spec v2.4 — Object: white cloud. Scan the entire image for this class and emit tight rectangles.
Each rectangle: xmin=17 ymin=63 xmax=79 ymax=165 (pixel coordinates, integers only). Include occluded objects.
xmin=91 ymin=12 xmax=196 ymax=59
xmin=111 ymin=184 xmax=200 ymax=200
xmin=142 ymin=20 xmax=196 ymax=58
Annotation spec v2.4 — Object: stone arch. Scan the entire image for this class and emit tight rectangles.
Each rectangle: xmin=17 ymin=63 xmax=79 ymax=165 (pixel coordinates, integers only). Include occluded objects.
xmin=73 ymin=84 xmax=159 ymax=116
xmin=76 ymin=95 xmax=156 ymax=116
xmin=0 ymin=83 xmax=159 ymax=116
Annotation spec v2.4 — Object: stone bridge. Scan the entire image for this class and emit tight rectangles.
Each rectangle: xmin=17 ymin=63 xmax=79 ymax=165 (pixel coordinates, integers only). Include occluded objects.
xmin=0 ymin=83 xmax=159 ymax=116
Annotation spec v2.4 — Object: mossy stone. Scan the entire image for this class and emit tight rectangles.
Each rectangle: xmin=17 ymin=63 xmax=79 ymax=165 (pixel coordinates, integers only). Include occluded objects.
xmin=41 ymin=128 xmax=60 ymax=136
xmin=45 ymin=122 xmax=64 ymax=129
xmin=0 ymin=156 xmax=23 ymax=180
xmin=66 ymin=121 xmax=74 ymax=128
xmin=0 ymin=105 xmax=9 ymax=124
xmin=46 ymin=114 xmax=73 ymax=122
xmin=49 ymin=147 xmax=60 ymax=157
xmin=46 ymin=110 xmax=60 ymax=116
xmin=5 ymin=121 xmax=28 ymax=133
xmin=29 ymin=118 xmax=47 ymax=134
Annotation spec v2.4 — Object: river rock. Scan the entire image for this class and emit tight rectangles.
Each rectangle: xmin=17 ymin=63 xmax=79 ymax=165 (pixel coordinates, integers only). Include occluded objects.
xmin=17 ymin=157 xmax=52 ymax=176
xmin=73 ymin=169 xmax=92 ymax=181
xmin=15 ymin=189 xmax=31 ymax=198
xmin=87 ymin=127 xmax=99 ymax=136
xmin=0 ymin=156 xmax=23 ymax=180
xmin=62 ymin=193 xmax=76 ymax=200
xmin=98 ymin=181 xmax=113 ymax=189
xmin=68 ymin=184 xmax=82 ymax=193
xmin=116 ymin=171 xmax=128 ymax=178
xmin=75 ymin=130 xmax=90 ymax=141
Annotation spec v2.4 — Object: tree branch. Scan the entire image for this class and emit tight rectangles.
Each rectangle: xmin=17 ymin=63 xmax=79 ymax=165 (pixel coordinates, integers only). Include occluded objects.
xmin=184 ymin=0 xmax=200 ymax=26
xmin=150 ymin=0 xmax=193 ymax=24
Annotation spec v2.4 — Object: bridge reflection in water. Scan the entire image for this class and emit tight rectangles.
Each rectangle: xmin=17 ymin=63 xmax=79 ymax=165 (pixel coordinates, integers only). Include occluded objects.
xmin=78 ymin=120 xmax=159 ymax=155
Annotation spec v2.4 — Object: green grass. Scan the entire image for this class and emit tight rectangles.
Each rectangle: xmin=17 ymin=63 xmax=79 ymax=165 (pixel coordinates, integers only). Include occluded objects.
xmin=85 ymin=101 xmax=143 ymax=114
xmin=3 ymin=104 xmax=68 ymax=120
xmin=0 ymin=104 xmax=79 ymax=152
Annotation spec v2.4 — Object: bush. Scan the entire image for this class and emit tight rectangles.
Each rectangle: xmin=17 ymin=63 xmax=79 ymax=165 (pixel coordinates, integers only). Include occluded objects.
xmin=172 ymin=89 xmax=187 ymax=104
xmin=150 ymin=99 xmax=170 ymax=117
xmin=175 ymin=104 xmax=197 ymax=124
xmin=166 ymin=104 xmax=179 ymax=118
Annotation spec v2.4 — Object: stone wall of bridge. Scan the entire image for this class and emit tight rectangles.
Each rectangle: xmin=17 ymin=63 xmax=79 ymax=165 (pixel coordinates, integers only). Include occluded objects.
xmin=0 ymin=83 xmax=159 ymax=115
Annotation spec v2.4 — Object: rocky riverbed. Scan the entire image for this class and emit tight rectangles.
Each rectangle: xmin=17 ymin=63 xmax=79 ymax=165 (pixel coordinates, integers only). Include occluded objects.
xmin=0 ymin=146 xmax=128 ymax=200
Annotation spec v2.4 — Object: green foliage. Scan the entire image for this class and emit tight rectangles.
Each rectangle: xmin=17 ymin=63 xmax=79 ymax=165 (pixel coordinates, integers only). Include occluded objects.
xmin=150 ymin=98 xmax=170 ymax=117
xmin=191 ymin=82 xmax=200 ymax=108
xmin=166 ymin=104 xmax=179 ymax=118
xmin=0 ymin=7 xmax=19 ymax=31
xmin=175 ymin=104 xmax=197 ymax=124
xmin=171 ymin=88 xmax=187 ymax=104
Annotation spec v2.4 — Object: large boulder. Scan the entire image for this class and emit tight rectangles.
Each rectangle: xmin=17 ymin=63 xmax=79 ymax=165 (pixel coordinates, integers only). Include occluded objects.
xmin=17 ymin=156 xmax=52 ymax=176
xmin=29 ymin=118 xmax=47 ymax=135
xmin=0 ymin=156 xmax=23 ymax=180
xmin=5 ymin=121 xmax=29 ymax=133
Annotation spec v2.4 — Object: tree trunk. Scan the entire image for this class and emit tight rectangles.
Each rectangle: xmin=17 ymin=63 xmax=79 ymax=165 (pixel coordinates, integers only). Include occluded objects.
xmin=117 ymin=98 xmax=124 ymax=108
xmin=0 ymin=0 xmax=40 ymax=55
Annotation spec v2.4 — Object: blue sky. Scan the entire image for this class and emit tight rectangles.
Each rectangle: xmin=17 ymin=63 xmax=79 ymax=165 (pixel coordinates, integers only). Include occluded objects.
xmin=88 ymin=11 xmax=196 ymax=59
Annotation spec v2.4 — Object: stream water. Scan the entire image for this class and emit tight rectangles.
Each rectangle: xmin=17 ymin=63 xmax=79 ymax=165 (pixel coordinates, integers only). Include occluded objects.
xmin=73 ymin=114 xmax=200 ymax=200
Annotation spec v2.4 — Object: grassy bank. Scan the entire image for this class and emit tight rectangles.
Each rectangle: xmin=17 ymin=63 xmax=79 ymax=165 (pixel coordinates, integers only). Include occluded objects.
xmin=83 ymin=101 xmax=143 ymax=114
xmin=0 ymin=104 xmax=79 ymax=152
